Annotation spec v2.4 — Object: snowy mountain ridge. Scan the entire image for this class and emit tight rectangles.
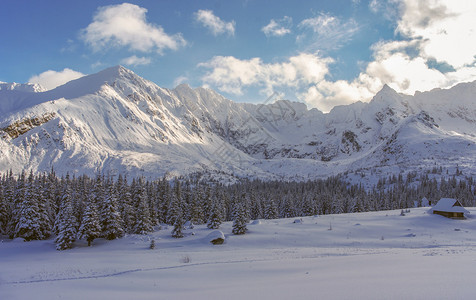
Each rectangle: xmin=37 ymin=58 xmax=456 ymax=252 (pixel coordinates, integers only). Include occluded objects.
xmin=0 ymin=81 xmax=47 ymax=93
xmin=1 ymin=65 xmax=475 ymax=180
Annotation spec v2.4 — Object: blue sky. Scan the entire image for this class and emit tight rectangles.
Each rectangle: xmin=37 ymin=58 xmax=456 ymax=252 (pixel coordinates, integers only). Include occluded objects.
xmin=1 ymin=0 xmax=475 ymax=112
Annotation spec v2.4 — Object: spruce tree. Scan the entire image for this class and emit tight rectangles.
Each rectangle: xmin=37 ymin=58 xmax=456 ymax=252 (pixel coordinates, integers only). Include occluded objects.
xmin=8 ymin=171 xmax=26 ymax=238
xmin=171 ymin=210 xmax=184 ymax=238
xmin=120 ymin=190 xmax=134 ymax=233
xmin=100 ymin=180 xmax=124 ymax=240
xmin=207 ymin=202 xmax=222 ymax=229
xmin=264 ymin=199 xmax=278 ymax=219
xmin=77 ymin=199 xmax=101 ymax=246
xmin=232 ymin=202 xmax=247 ymax=235
xmin=14 ymin=175 xmax=43 ymax=241
xmin=190 ymin=194 xmax=205 ymax=225
xmin=0 ymin=184 xmax=8 ymax=234
xmin=167 ymin=193 xmax=182 ymax=225
xmin=1 ymin=175 xmax=14 ymax=236
xmin=55 ymin=184 xmax=77 ymax=250
xmin=132 ymin=187 xmax=153 ymax=234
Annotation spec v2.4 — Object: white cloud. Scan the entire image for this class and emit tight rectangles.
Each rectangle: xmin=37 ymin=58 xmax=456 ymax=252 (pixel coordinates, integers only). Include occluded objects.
xmin=262 ymin=16 xmax=292 ymax=37
xmin=194 ymin=10 xmax=235 ymax=36
xmin=173 ymin=76 xmax=189 ymax=87
xmin=301 ymin=0 xmax=476 ymax=112
xmin=369 ymin=0 xmax=401 ymax=21
xmin=120 ymin=55 xmax=152 ymax=66
xmin=297 ymin=13 xmax=359 ymax=51
xmin=369 ymin=0 xmax=381 ymax=13
xmin=81 ymin=3 xmax=186 ymax=53
xmin=397 ymin=0 xmax=476 ymax=69
xmin=194 ymin=1 xmax=476 ymax=113
xmin=198 ymin=53 xmax=332 ymax=96
xmin=28 ymin=68 xmax=85 ymax=90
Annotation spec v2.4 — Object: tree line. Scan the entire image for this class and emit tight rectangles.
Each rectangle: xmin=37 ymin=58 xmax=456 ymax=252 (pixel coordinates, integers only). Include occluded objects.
xmin=0 ymin=169 xmax=474 ymax=250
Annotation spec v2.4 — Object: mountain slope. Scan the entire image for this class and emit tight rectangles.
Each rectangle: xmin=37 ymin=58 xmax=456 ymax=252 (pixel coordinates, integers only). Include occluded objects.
xmin=1 ymin=66 xmax=475 ymax=180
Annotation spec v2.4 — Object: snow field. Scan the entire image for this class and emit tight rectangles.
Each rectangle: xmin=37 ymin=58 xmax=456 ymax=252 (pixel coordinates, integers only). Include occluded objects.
xmin=1 ymin=207 xmax=476 ymax=299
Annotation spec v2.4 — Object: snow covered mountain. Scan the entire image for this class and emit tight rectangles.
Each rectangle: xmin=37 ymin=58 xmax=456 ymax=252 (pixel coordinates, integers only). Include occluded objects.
xmin=0 ymin=81 xmax=47 ymax=93
xmin=1 ymin=66 xmax=475 ymax=180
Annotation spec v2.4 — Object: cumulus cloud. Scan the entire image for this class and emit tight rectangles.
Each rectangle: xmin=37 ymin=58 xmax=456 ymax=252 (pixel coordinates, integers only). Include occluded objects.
xmin=297 ymin=13 xmax=359 ymax=51
xmin=120 ymin=55 xmax=152 ymax=66
xmin=194 ymin=1 xmax=476 ymax=113
xmin=28 ymin=68 xmax=85 ymax=90
xmin=81 ymin=3 xmax=186 ymax=53
xmin=300 ymin=0 xmax=476 ymax=112
xmin=397 ymin=0 xmax=476 ymax=69
xmin=194 ymin=9 xmax=235 ymax=36
xmin=198 ymin=53 xmax=332 ymax=96
xmin=262 ymin=16 xmax=292 ymax=37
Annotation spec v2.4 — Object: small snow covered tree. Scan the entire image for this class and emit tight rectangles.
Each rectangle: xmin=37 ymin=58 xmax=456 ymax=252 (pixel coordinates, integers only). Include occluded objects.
xmin=100 ymin=182 xmax=124 ymax=240
xmin=117 ymin=180 xmax=134 ymax=233
xmin=166 ymin=193 xmax=182 ymax=225
xmin=207 ymin=202 xmax=222 ymax=229
xmin=36 ymin=185 xmax=52 ymax=239
xmin=55 ymin=184 xmax=77 ymax=250
xmin=0 ymin=184 xmax=8 ymax=235
xmin=14 ymin=180 xmax=42 ymax=241
xmin=264 ymin=200 xmax=278 ymax=219
xmin=232 ymin=202 xmax=247 ymax=235
xmin=78 ymin=200 xmax=101 ymax=246
xmin=132 ymin=191 xmax=153 ymax=234
xmin=190 ymin=194 xmax=205 ymax=225
xmin=171 ymin=211 xmax=184 ymax=238
xmin=8 ymin=171 xmax=26 ymax=238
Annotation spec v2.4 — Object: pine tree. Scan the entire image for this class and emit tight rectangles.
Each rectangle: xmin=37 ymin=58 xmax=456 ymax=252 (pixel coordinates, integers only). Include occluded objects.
xmin=147 ymin=183 xmax=159 ymax=226
xmin=190 ymin=193 xmax=205 ymax=225
xmin=232 ymin=202 xmax=247 ymax=235
xmin=156 ymin=177 xmax=170 ymax=224
xmin=8 ymin=170 xmax=26 ymax=238
xmin=100 ymin=180 xmax=124 ymax=240
xmin=167 ymin=193 xmax=182 ymax=225
xmin=43 ymin=172 xmax=58 ymax=229
xmin=207 ymin=201 xmax=222 ymax=229
xmin=55 ymin=183 xmax=77 ymax=250
xmin=14 ymin=172 xmax=43 ymax=241
xmin=1 ymin=174 xmax=14 ymax=236
xmin=171 ymin=210 xmax=184 ymax=238
xmin=0 ymin=184 xmax=8 ymax=234
xmin=120 ymin=190 xmax=134 ymax=233
xmin=132 ymin=184 xmax=153 ymax=234
xmin=264 ymin=199 xmax=278 ymax=219
xmin=77 ymin=199 xmax=101 ymax=246
xmin=36 ymin=178 xmax=52 ymax=239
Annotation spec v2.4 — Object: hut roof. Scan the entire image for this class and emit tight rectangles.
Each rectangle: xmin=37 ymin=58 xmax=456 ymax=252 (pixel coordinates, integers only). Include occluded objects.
xmin=429 ymin=198 xmax=470 ymax=214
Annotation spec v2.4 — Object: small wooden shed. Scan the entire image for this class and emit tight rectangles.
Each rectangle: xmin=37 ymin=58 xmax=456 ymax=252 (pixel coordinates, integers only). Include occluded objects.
xmin=428 ymin=198 xmax=470 ymax=219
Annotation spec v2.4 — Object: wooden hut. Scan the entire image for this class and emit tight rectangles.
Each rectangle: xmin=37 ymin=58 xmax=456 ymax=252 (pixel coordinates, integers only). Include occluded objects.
xmin=428 ymin=198 xmax=470 ymax=219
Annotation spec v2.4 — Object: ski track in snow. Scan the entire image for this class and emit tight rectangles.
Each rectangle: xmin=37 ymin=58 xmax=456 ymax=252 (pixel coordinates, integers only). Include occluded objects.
xmin=2 ymin=248 xmax=389 ymax=285
xmin=4 ymin=244 xmax=475 ymax=286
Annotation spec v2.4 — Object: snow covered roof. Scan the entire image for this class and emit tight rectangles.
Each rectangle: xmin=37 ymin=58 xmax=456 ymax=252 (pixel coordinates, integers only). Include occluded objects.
xmin=429 ymin=198 xmax=470 ymax=214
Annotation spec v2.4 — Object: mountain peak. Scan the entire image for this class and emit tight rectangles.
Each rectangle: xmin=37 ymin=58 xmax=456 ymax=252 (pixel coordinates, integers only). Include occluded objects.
xmin=379 ymin=83 xmax=397 ymax=94
xmin=174 ymin=83 xmax=193 ymax=91
xmin=89 ymin=65 xmax=133 ymax=82
xmin=370 ymin=83 xmax=402 ymax=107
xmin=47 ymin=65 xmax=142 ymax=99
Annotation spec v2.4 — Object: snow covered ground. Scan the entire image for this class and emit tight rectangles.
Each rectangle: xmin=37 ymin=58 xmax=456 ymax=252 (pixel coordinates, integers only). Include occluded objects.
xmin=2 ymin=207 xmax=476 ymax=299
